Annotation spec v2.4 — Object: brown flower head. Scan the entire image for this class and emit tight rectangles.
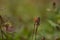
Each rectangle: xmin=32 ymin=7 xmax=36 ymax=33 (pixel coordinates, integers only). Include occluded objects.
xmin=34 ymin=16 xmax=40 ymax=25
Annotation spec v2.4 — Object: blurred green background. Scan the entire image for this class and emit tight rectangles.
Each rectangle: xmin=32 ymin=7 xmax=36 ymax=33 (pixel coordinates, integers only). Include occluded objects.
xmin=0 ymin=0 xmax=60 ymax=40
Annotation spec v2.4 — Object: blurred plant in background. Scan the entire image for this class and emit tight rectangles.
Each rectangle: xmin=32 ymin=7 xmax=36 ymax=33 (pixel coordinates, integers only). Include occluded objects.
xmin=0 ymin=0 xmax=60 ymax=40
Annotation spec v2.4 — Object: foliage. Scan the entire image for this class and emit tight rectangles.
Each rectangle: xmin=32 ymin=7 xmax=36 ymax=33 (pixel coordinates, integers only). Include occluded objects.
xmin=0 ymin=0 xmax=60 ymax=40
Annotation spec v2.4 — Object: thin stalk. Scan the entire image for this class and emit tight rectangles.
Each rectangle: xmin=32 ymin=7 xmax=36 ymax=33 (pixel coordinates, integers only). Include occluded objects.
xmin=32 ymin=24 xmax=38 ymax=40
xmin=0 ymin=16 xmax=4 ymax=40
xmin=35 ymin=24 xmax=38 ymax=40
xmin=0 ymin=27 xmax=4 ymax=40
xmin=6 ymin=26 xmax=9 ymax=40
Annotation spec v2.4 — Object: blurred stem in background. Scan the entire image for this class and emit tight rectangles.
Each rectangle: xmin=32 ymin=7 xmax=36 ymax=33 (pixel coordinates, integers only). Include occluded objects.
xmin=0 ymin=16 xmax=5 ymax=40
xmin=0 ymin=0 xmax=60 ymax=40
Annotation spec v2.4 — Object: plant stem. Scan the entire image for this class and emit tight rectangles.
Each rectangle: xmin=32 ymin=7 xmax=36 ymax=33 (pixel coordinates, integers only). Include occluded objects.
xmin=33 ymin=24 xmax=38 ymax=40
xmin=0 ymin=27 xmax=4 ymax=40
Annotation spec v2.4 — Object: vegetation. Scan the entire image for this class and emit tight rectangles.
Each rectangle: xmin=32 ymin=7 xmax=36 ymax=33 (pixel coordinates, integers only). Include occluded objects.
xmin=0 ymin=0 xmax=60 ymax=40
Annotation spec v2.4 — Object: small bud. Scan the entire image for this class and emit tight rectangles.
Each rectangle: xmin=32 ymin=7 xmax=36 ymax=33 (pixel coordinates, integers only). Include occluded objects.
xmin=34 ymin=17 xmax=40 ymax=25
xmin=53 ymin=2 xmax=56 ymax=6
xmin=53 ymin=2 xmax=56 ymax=9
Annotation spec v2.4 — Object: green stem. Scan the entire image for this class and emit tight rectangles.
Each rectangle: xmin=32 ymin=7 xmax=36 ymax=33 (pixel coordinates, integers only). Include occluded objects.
xmin=33 ymin=24 xmax=38 ymax=40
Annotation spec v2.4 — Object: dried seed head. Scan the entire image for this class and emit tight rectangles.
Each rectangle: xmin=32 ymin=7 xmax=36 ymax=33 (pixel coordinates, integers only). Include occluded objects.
xmin=53 ymin=2 xmax=56 ymax=9
xmin=34 ymin=16 xmax=40 ymax=25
